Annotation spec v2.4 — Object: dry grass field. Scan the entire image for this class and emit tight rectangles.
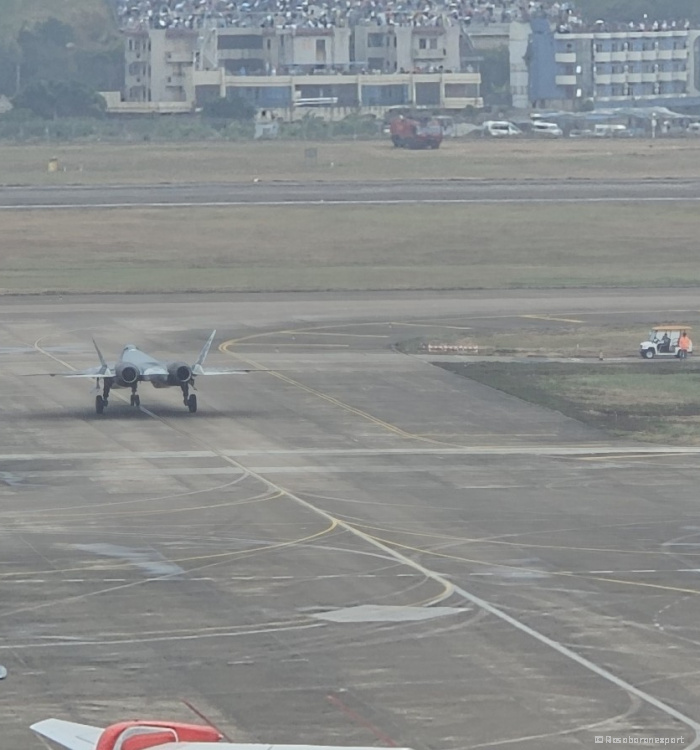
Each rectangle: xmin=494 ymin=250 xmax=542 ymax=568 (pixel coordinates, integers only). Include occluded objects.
xmin=2 ymin=138 xmax=700 ymax=185
xmin=1 ymin=201 xmax=699 ymax=294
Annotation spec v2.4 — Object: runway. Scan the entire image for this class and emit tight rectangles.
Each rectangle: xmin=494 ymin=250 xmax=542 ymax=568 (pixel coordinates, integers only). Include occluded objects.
xmin=1 ymin=178 xmax=700 ymax=208
xmin=3 ymin=290 xmax=700 ymax=749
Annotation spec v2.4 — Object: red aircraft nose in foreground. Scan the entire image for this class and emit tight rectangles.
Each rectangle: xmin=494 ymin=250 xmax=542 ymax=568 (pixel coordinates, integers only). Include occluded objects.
xmin=30 ymin=717 xmax=414 ymax=750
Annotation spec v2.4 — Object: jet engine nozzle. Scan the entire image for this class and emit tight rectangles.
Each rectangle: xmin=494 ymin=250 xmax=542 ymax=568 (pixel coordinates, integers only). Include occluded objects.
xmin=168 ymin=362 xmax=192 ymax=385
xmin=115 ymin=363 xmax=139 ymax=387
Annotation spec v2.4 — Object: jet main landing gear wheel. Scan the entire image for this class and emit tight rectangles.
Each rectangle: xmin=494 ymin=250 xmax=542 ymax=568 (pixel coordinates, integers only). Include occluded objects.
xmin=95 ymin=395 xmax=105 ymax=414
xmin=187 ymin=394 xmax=197 ymax=413
xmin=130 ymin=394 xmax=140 ymax=407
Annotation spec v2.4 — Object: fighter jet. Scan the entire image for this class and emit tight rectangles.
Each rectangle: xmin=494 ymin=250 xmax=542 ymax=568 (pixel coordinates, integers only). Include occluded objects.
xmin=50 ymin=330 xmax=260 ymax=414
xmin=30 ymin=717 xmax=414 ymax=750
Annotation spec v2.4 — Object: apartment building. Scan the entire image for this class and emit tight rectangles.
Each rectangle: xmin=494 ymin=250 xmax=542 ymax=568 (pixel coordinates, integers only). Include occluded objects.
xmin=353 ymin=24 xmax=461 ymax=73
xmin=118 ymin=22 xmax=480 ymax=117
xmin=124 ymin=29 xmax=197 ymax=103
xmin=193 ymin=68 xmax=481 ymax=119
xmin=514 ymin=17 xmax=700 ymax=109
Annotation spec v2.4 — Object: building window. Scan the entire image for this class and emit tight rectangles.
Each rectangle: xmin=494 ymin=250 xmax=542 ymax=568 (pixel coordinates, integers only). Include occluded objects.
xmin=595 ymin=43 xmax=603 ymax=53
xmin=368 ymin=33 xmax=384 ymax=48
xmin=429 ymin=37 xmax=438 ymax=50
xmin=419 ymin=38 xmax=427 ymax=50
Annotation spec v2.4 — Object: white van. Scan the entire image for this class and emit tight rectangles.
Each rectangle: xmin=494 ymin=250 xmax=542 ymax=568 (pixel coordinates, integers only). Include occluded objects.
xmin=594 ymin=123 xmax=628 ymax=137
xmin=532 ymin=121 xmax=563 ymax=138
xmin=483 ymin=121 xmax=522 ymax=137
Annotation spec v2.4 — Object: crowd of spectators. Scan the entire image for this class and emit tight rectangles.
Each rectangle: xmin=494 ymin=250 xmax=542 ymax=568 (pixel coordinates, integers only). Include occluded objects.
xmin=111 ymin=0 xmax=695 ymax=33
xmin=113 ymin=0 xmax=581 ymax=31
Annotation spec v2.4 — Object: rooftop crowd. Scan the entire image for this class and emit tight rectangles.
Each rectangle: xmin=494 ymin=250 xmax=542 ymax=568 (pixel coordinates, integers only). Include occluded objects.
xmin=111 ymin=0 xmax=694 ymax=33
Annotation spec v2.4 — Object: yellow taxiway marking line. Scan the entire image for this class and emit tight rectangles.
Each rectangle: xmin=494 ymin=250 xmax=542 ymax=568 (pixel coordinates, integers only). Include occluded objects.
xmin=220 ymin=339 xmax=466 ymax=448
xmin=278 ymin=331 xmax=389 ymax=339
xmin=389 ymin=321 xmax=472 ymax=330
xmin=520 ymin=315 xmax=585 ymax=324
xmin=231 ymin=342 xmax=350 ymax=348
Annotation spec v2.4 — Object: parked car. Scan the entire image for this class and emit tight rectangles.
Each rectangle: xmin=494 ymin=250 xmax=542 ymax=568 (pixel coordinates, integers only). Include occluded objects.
xmin=639 ymin=326 xmax=693 ymax=359
xmin=482 ymin=121 xmax=522 ymax=137
xmin=532 ymin=121 xmax=563 ymax=138
xmin=594 ymin=123 xmax=629 ymax=138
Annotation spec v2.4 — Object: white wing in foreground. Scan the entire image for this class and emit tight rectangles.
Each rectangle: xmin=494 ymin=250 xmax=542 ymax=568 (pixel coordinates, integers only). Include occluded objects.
xmin=30 ymin=719 xmax=102 ymax=750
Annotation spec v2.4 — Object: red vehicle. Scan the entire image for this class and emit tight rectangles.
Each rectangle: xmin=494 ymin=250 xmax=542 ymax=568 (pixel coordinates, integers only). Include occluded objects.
xmin=389 ymin=115 xmax=443 ymax=149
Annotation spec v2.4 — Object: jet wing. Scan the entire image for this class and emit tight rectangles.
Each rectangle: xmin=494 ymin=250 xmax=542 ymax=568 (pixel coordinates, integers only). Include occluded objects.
xmin=30 ymin=718 xmax=102 ymax=750
xmin=48 ymin=366 xmax=116 ymax=378
xmin=192 ymin=367 xmax=272 ymax=376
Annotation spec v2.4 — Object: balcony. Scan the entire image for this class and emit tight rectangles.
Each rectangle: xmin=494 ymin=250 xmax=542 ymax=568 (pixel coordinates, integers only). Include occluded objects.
xmin=594 ymin=73 xmax=612 ymax=84
xmin=412 ymin=47 xmax=446 ymax=60
xmin=594 ymin=52 xmax=612 ymax=62
xmin=610 ymin=51 xmax=628 ymax=62
xmin=165 ymin=52 xmax=193 ymax=64
xmin=555 ymin=74 xmax=577 ymax=85
xmin=641 ymin=50 xmax=658 ymax=61
xmin=554 ymin=52 xmax=576 ymax=63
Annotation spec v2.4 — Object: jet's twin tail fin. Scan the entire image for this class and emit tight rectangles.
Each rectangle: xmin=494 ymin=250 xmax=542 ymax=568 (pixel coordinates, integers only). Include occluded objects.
xmin=192 ymin=329 xmax=217 ymax=375
xmin=92 ymin=338 xmax=109 ymax=371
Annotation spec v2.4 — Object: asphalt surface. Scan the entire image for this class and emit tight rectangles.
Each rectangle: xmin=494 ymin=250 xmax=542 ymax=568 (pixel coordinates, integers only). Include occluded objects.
xmin=1 ymin=178 xmax=700 ymax=208
xmin=3 ymin=290 xmax=700 ymax=749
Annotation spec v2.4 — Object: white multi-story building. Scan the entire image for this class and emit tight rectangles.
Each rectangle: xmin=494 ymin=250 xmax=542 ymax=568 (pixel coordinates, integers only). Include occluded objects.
xmin=124 ymin=29 xmax=196 ymax=104
xmin=353 ymin=24 xmax=461 ymax=74
xmin=512 ymin=18 xmax=700 ymax=110
xmin=116 ymin=23 xmax=480 ymax=118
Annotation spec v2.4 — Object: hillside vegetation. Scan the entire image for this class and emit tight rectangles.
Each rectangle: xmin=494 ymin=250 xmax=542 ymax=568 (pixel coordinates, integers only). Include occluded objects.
xmin=0 ymin=0 xmax=116 ymax=46
xmin=0 ymin=0 xmax=121 ymax=96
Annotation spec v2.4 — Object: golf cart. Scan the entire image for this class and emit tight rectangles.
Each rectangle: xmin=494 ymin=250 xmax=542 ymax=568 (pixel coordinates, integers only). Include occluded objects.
xmin=639 ymin=326 xmax=693 ymax=359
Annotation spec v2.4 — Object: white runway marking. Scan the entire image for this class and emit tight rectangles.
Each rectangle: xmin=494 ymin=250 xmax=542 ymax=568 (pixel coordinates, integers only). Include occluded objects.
xmin=2 ymin=446 xmax=700 ymax=461
xmin=1 ymin=196 xmax=700 ymax=210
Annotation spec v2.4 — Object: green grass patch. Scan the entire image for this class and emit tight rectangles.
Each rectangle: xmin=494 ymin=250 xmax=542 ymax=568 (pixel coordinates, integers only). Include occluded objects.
xmin=2 ymin=202 xmax=699 ymax=294
xmin=1 ymin=138 xmax=700 ymax=184
xmin=439 ymin=361 xmax=700 ymax=444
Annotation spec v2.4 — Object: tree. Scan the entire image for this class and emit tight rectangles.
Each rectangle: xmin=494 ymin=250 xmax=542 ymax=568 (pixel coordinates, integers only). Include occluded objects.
xmin=13 ymin=80 xmax=106 ymax=119
xmin=479 ymin=46 xmax=511 ymax=106
xmin=17 ymin=18 xmax=78 ymax=85
xmin=202 ymin=94 xmax=255 ymax=121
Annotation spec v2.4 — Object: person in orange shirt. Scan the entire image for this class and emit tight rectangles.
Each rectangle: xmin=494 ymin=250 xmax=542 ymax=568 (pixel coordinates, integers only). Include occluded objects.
xmin=678 ymin=331 xmax=691 ymax=359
